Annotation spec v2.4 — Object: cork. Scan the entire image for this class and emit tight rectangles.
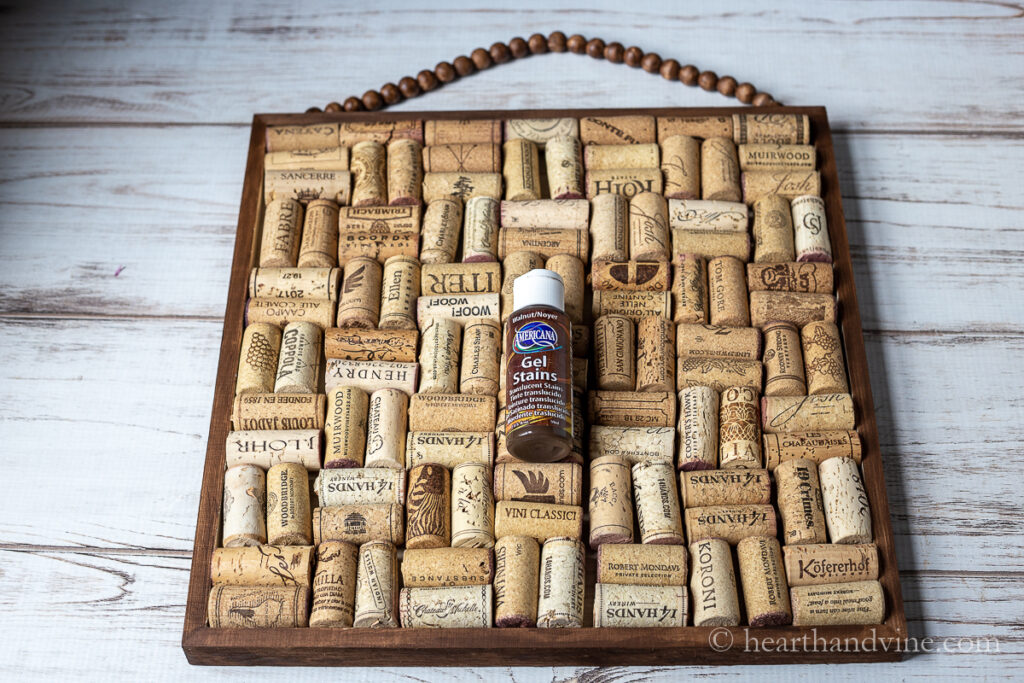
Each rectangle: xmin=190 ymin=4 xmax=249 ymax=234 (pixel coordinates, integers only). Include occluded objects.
xmin=422 ymin=172 xmax=502 ymax=203
xmin=363 ymin=388 xmax=408 ymax=469
xmin=570 ymin=389 xmax=585 ymax=464
xmin=246 ymin=298 xmax=335 ymax=330
xmin=595 ymin=544 xmax=688 ymax=585
xmin=762 ymin=320 xmax=806 ymax=396
xmin=378 ymin=255 xmax=420 ymax=330
xmin=589 ymin=390 xmax=676 ymax=428
xmin=672 ymin=255 xmax=708 ymax=324
xmin=506 ymin=118 xmax=580 ymax=147
xmin=211 ymin=545 xmax=314 ymax=587
xmin=266 ymin=123 xmax=340 ymax=152
xmin=783 ymin=543 xmax=879 ymax=586
xmin=421 ymin=262 xmax=501 ymax=296
xmin=337 ymin=230 xmax=417 ymax=267
xmin=402 ymin=547 xmax=494 ymax=587
xmin=451 ymin=461 xmax=495 ymax=548
xmin=571 ymin=324 xmax=590 ymax=358
xmin=701 ymin=137 xmax=741 ymax=202
xmin=350 ymin=140 xmax=387 ymax=206
xmin=657 ymin=115 xmax=734 ymax=141
xmin=265 ymin=147 xmax=349 ymax=171
xmin=314 ymin=467 xmax=406 ymax=506
xmin=226 ymin=429 xmax=320 ymax=470
xmin=494 ymin=501 xmax=583 ymax=542
xmin=594 ymin=315 xmax=635 ymax=391
xmin=742 ymin=171 xmax=821 ymax=205
xmin=801 ymin=320 xmax=848 ymax=395
xmin=231 ymin=392 xmax=325 ymax=431
xmin=313 ymin=504 xmax=404 ymax=546
xmin=747 ymin=262 xmax=833 ymax=293
xmin=580 ymin=115 xmax=656 ymax=145
xmin=762 ymin=394 xmax=855 ymax=433
xmin=424 ymin=119 xmax=502 ymax=145
xmin=764 ymin=430 xmax=862 ymax=471
xmin=222 ymin=465 xmax=267 ymax=547
xmin=592 ymin=260 xmax=670 ymax=291
xmin=676 ymin=323 xmax=761 ymax=360
xmin=676 ymin=355 xmax=762 ymax=394
xmin=588 ymin=456 xmax=634 ymax=547
xmin=680 ymin=469 xmax=772 ymax=508
xmin=589 ymin=425 xmax=675 ymax=466
xmin=545 ymin=254 xmax=585 ymax=323
xmin=460 ymin=319 xmax=501 ymax=396
xmin=732 ymin=114 xmax=811 ymax=145
xmin=792 ymin=195 xmax=832 ymax=262
xmin=325 ymin=358 xmax=417 ymax=397
xmin=686 ymin=504 xmax=776 ymax=546
xmin=387 ymin=138 xmax=423 ymax=205
xmin=545 ymin=136 xmax=585 ymax=199
xmin=354 ymin=541 xmax=400 ymax=628
xmin=676 ymin=385 xmax=719 ymax=471
xmin=207 ymin=586 xmax=309 ymax=628
xmin=334 ymin=256 xmax=382 ymax=328
xmin=628 ymin=191 xmax=670 ymax=262
xmin=494 ymin=535 xmax=540 ymax=627
xmin=791 ymin=580 xmax=885 ymax=626
xmin=493 ymin=462 xmax=583 ymax=506
xmin=500 ymin=250 xmax=545 ymax=321
xmin=819 ymin=456 xmax=872 ymax=544
xmin=593 ymin=584 xmax=687 ymax=627
xmin=249 ymin=267 xmax=340 ymax=301
xmin=536 ymin=537 xmax=586 ymax=628
xmin=419 ymin=199 xmax=462 ymax=264
xmin=753 ymin=194 xmax=796 ymax=263
xmin=324 ymin=327 xmax=417 ymax=362
xmin=405 ymin=464 xmax=452 ymax=549
xmin=500 ymin=199 xmax=589 ymax=231
xmin=310 ymin=541 xmax=359 ymax=627
xmin=339 ymin=120 xmax=424 ymax=146
xmin=587 ymin=194 xmax=628 ymax=263
xmin=739 ymin=144 xmax=816 ymax=171
xmin=264 ymin=169 xmax=351 ymax=206
xmin=591 ymin=290 xmax=671 ymax=323
xmin=259 ymin=198 xmax=303 ymax=267
xmin=689 ymin=538 xmax=741 ymax=627
xmin=661 ymin=135 xmax=700 ymax=199
xmin=708 ymin=255 xmax=750 ymax=326
xmin=266 ymin=462 xmax=311 ymax=545
xmin=417 ymin=293 xmax=500 ymax=326
xmin=458 ymin=196 xmax=498 ymax=262
xmin=497 ymin=228 xmax=589 ymax=262
xmin=399 ymin=585 xmax=493 ymax=628
xmin=668 ymin=199 xmax=749 ymax=232
xmin=636 ymin=315 xmax=675 ymax=392
xmin=417 ymin=318 xmax=460 ymax=394
xmin=584 ymin=143 xmax=659 ymax=170
xmin=585 ymin=168 xmax=663 ymax=200
xmin=408 ymin=393 xmax=496 ymax=432
xmin=339 ymin=205 xmax=420 ymax=233
xmin=296 ymin=199 xmax=338 ymax=268
xmin=737 ymin=535 xmax=792 ymax=626
xmin=406 ymin=431 xmax=495 ymax=469
xmin=503 ymin=139 xmax=542 ymax=201
xmin=631 ymin=460 xmax=685 ymax=545
xmin=236 ymin=323 xmax=281 ymax=395
xmin=775 ymin=458 xmax=828 ymax=545
xmin=423 ymin=143 xmax=501 ymax=173
xmin=672 ymin=229 xmax=751 ymax=262
xmin=273 ymin=321 xmax=321 ymax=394
xmin=719 ymin=386 xmax=762 ymax=468
xmin=749 ymin=291 xmax=837 ymax=328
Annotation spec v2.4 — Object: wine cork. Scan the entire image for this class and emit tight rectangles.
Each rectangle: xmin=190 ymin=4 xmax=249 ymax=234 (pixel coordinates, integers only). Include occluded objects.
xmin=461 ymin=196 xmax=499 ymax=262
xmin=595 ymin=544 xmax=688 ymax=586
xmin=266 ymin=463 xmax=311 ymax=545
xmin=742 ymin=171 xmax=821 ymax=205
xmin=762 ymin=321 xmax=806 ymax=396
xmin=310 ymin=541 xmax=359 ymax=627
xmin=226 ymin=430 xmax=320 ymax=470
xmin=265 ymin=146 xmax=349 ymax=171
xmin=749 ymin=291 xmax=837 ymax=328
xmin=494 ymin=535 xmax=540 ymax=627
xmin=424 ymin=119 xmax=501 ymax=145
xmin=236 ymin=323 xmax=281 ymax=395
xmin=676 ymin=323 xmax=761 ymax=360
xmin=402 ymin=547 xmax=494 ymax=587
xmin=264 ymin=169 xmax=351 ymax=206
xmin=294 ymin=200 xmax=336 ymax=269
xmin=406 ymin=464 xmax=452 ymax=549
xmin=737 ymin=535 xmax=792 ymax=626
xmin=783 ymin=543 xmax=879 ymax=586
xmin=418 ymin=318 xmax=460 ymax=394
xmin=505 ymin=118 xmax=579 ymax=146
xmin=499 ymin=199 xmax=588 ymax=231
xmin=421 ymin=262 xmax=501 ymax=295
xmin=708 ymin=255 xmax=750 ymax=326
xmin=801 ymin=321 xmax=848 ymax=395
xmin=451 ymin=461 xmax=495 ymax=548
xmin=672 ymin=229 xmax=751 ymax=262
xmin=747 ymin=262 xmax=833 ymax=293
xmin=588 ymin=390 xmax=676 ymax=428
xmin=593 ymin=584 xmax=687 ymax=627
xmin=313 ymin=504 xmax=404 ymax=546
xmin=753 ymin=194 xmax=796 ymax=263
xmin=349 ymin=141 xmax=387 ymax=207
xmin=588 ymin=193 xmax=628 ymax=262
xmin=408 ymin=393 xmax=496 ymax=432
xmin=594 ymin=315 xmax=635 ymax=391
xmin=592 ymin=291 xmax=671 ymax=323
xmin=791 ymin=580 xmax=885 ymax=626
xmin=334 ymin=256 xmax=382 ymax=328
xmin=657 ymin=115 xmax=733 ymax=141
xmin=231 ymin=392 xmax=325 ymax=431
xmin=222 ymin=465 xmax=267 ymax=547
xmin=339 ymin=120 xmax=424 ymax=146
xmin=324 ymin=327 xmax=417 ymax=362
xmin=503 ymin=139 xmax=542 ymax=201
xmin=211 ymin=545 xmax=314 ymax=586
xmin=739 ymin=144 xmax=816 ymax=171
xmin=676 ymin=356 xmax=762 ymax=394
xmin=536 ymin=537 xmax=585 ymax=628
xmin=497 ymin=228 xmax=589 ymax=262
xmin=545 ymin=254 xmax=584 ymax=323
xmin=314 ymin=467 xmax=406 ymax=506
xmin=417 ymin=293 xmax=500 ymax=326
xmin=493 ymin=462 xmax=583 ymax=506
xmin=207 ymin=585 xmax=309 ymax=628
xmin=500 ymin=250 xmax=545 ymax=321
xmin=378 ymin=255 xmax=420 ymax=330
xmin=406 ymin=431 xmax=494 ymax=470
xmin=668 ymin=199 xmax=748 ymax=232
xmin=246 ymin=298 xmax=335 ymax=330
xmin=819 ymin=456 xmax=872 ymax=544
xmin=354 ymin=541 xmax=400 ymax=628
xmin=324 ymin=358 xmax=417 ymax=396
xmin=266 ymin=123 xmax=340 ymax=152
xmin=273 ymin=321 xmax=321 ymax=394
xmin=676 ymin=386 xmax=718 ymax=471
xmin=387 ymin=138 xmax=423 ymax=205
xmin=420 ymin=199 xmax=462 ymax=264
xmin=680 ymin=469 xmax=772 ymax=508
xmin=399 ymin=585 xmax=493 ymax=628
xmin=544 ymin=135 xmax=585 ymax=199
xmin=586 ymin=168 xmax=663 ymax=200
xmin=776 ymin=458 xmax=828 ymax=545
xmin=764 ymin=431 xmax=862 ymax=471
xmin=762 ymin=394 xmax=855 ymax=433
xmin=701 ymin=137 xmax=741 ymax=202
xmin=460 ymin=319 xmax=501 ymax=396
xmin=733 ymin=114 xmax=811 ymax=145
xmin=363 ymin=388 xmax=408 ymax=469
xmin=672 ymin=255 xmax=708 ymax=324
xmin=631 ymin=461 xmax=685 ymax=545
xmin=249 ymin=267 xmax=340 ymax=301
xmin=686 ymin=503 xmax=777 ymax=546
xmin=339 ymin=205 xmax=420 ymax=233
xmin=581 ymin=115 xmax=656 ymax=145
xmin=588 ymin=456 xmax=634 ymax=547
xmin=628 ymin=191 xmax=670 ymax=261
xmin=592 ymin=260 xmax=670 ymax=291
xmin=719 ymin=386 xmax=762 ymax=468
xmin=689 ymin=538 xmax=741 ymax=627
xmin=422 ymin=172 xmax=502 ymax=204
xmin=792 ymin=195 xmax=832 ymax=262
xmin=636 ymin=315 xmax=676 ymax=392
xmin=494 ymin=501 xmax=583 ymax=542
xmin=259 ymin=198 xmax=303 ymax=267
xmin=423 ymin=143 xmax=501 ymax=173
xmin=661 ymin=135 xmax=700 ymax=199
xmin=584 ymin=143 xmax=659 ymax=170
xmin=337 ymin=230 xmax=418 ymax=266
xmin=589 ymin=426 xmax=675 ymax=466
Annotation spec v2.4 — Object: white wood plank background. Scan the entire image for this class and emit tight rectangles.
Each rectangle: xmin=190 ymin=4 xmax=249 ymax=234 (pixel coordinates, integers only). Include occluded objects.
xmin=1 ymin=1 xmax=1022 ymax=679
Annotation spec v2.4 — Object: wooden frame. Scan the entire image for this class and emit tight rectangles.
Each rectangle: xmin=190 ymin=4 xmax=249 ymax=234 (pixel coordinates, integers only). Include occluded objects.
xmin=182 ymin=106 xmax=906 ymax=666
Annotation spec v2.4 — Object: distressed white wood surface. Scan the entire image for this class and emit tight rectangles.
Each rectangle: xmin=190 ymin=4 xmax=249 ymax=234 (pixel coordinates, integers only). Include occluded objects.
xmin=0 ymin=1 xmax=1022 ymax=680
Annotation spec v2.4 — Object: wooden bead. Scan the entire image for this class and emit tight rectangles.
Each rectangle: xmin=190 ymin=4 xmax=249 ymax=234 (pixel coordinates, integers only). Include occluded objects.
xmin=548 ymin=31 xmax=567 ymax=52
xmin=660 ymin=58 xmax=680 ymax=81
xmin=490 ymin=42 xmax=511 ymax=63
xmin=528 ymin=33 xmax=548 ymax=54
xmin=324 ymin=102 xmax=342 ymax=113
xmin=567 ymin=34 xmax=587 ymax=54
xmin=698 ymin=71 xmax=718 ymax=91
xmin=435 ymin=62 xmax=456 ymax=83
xmin=586 ymin=38 xmax=605 ymax=59
xmin=752 ymin=92 xmax=773 ymax=107
xmin=680 ymin=64 xmax=699 ymax=85
xmin=604 ymin=42 xmax=624 ymax=63
xmin=471 ymin=48 xmax=492 ymax=70
xmin=398 ymin=77 xmax=420 ymax=99
xmin=736 ymin=82 xmax=756 ymax=104
xmin=417 ymin=70 xmax=439 ymax=92
xmin=509 ymin=37 xmax=529 ymax=58
xmin=380 ymin=82 xmax=401 ymax=105
xmin=624 ymin=46 xmax=643 ymax=67
xmin=641 ymin=53 xmax=662 ymax=73
xmin=362 ymin=90 xmax=382 ymax=111
xmin=343 ymin=97 xmax=363 ymax=112
xmin=717 ymin=75 xmax=737 ymax=96
xmin=454 ymin=55 xmax=475 ymax=76
xmin=306 ymin=107 xmax=321 ymax=113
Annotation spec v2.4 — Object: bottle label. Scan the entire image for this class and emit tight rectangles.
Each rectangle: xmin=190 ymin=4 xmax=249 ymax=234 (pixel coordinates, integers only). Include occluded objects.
xmin=505 ymin=308 xmax=573 ymax=438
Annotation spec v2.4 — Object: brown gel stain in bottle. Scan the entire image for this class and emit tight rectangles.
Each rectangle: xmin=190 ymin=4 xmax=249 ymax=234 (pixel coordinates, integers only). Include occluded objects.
xmin=505 ymin=269 xmax=574 ymax=463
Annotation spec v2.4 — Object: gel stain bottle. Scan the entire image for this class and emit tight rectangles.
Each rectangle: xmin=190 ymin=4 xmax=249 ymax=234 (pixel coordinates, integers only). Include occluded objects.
xmin=505 ymin=269 xmax=573 ymax=463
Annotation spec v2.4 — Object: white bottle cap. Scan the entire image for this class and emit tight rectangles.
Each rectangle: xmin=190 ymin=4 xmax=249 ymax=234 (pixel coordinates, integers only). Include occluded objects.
xmin=513 ymin=269 xmax=565 ymax=313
